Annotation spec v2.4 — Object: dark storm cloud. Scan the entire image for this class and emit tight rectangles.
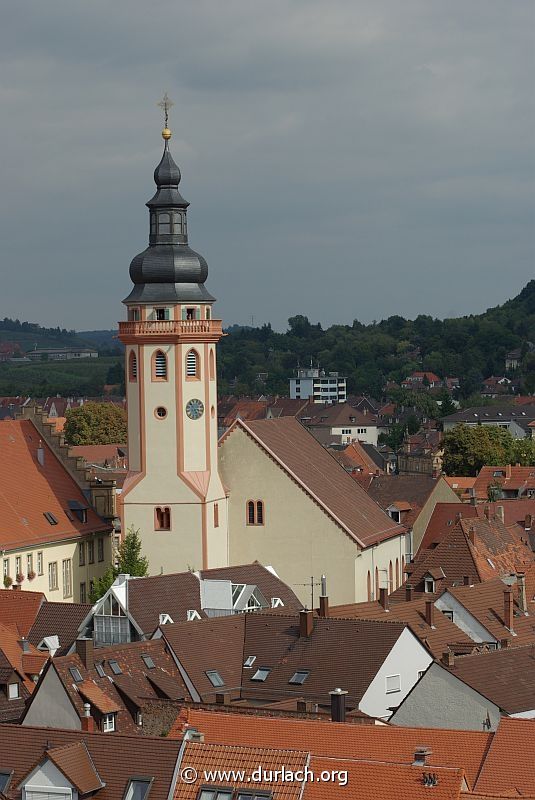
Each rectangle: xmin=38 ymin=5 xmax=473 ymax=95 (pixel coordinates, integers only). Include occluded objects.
xmin=0 ymin=0 xmax=533 ymax=330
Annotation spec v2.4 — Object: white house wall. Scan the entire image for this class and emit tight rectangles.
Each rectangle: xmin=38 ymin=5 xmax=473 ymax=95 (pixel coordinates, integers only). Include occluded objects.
xmin=359 ymin=627 xmax=433 ymax=720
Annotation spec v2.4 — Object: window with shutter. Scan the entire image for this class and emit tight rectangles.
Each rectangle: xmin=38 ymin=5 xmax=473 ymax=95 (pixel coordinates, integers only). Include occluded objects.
xmin=186 ymin=350 xmax=199 ymax=378
xmin=153 ymin=350 xmax=167 ymax=380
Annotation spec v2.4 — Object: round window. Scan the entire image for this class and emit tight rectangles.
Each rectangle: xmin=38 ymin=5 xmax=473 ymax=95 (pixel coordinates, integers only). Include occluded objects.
xmin=155 ymin=406 xmax=167 ymax=419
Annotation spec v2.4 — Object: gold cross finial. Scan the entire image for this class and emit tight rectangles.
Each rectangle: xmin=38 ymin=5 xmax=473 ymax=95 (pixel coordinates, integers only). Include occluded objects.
xmin=158 ymin=92 xmax=174 ymax=140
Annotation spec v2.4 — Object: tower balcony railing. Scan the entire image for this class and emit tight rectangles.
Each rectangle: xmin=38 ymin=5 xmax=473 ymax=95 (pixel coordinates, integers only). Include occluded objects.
xmin=118 ymin=318 xmax=223 ymax=338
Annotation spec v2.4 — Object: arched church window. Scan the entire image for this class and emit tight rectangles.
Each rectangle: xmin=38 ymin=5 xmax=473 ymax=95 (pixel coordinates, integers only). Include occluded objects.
xmin=152 ymin=350 xmax=168 ymax=381
xmin=186 ymin=349 xmax=200 ymax=379
xmin=129 ymin=351 xmax=137 ymax=382
xmin=367 ymin=571 xmax=372 ymax=601
xmin=247 ymin=501 xmax=255 ymax=525
xmin=158 ymin=213 xmax=171 ymax=234
xmin=256 ymin=501 xmax=264 ymax=525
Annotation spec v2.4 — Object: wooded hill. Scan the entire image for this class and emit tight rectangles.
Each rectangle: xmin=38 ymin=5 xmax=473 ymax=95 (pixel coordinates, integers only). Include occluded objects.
xmin=1 ymin=281 xmax=533 ymax=399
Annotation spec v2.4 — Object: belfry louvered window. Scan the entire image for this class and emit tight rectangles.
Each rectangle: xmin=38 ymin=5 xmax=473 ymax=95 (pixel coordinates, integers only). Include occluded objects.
xmin=186 ymin=349 xmax=199 ymax=378
xmin=129 ymin=351 xmax=137 ymax=382
xmin=154 ymin=350 xmax=167 ymax=380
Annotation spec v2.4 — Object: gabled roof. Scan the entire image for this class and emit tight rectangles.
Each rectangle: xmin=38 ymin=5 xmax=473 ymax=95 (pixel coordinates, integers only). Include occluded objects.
xmin=224 ymin=417 xmax=405 ymax=548
xmin=28 ymin=601 xmax=92 ymax=655
xmin=365 ymin=474 xmax=445 ymax=529
xmin=0 ymin=724 xmax=181 ymax=800
xmin=420 ymin=503 xmax=479 ymax=550
xmin=45 ymin=741 xmax=104 ymax=794
xmin=169 ymin=708 xmax=493 ymax=789
xmin=222 ymin=399 xmax=268 ymax=428
xmin=121 ymin=562 xmax=301 ymax=635
xmin=162 ymin=612 xmax=410 ymax=706
xmin=330 ymin=597 xmax=476 ymax=659
xmin=444 ymin=572 xmax=535 ymax=646
xmin=474 ymin=718 xmax=535 ymax=796
xmin=32 ymin=638 xmax=190 ymax=733
xmin=444 ymin=645 xmax=535 ymax=714
xmin=0 ymin=622 xmax=47 ymax=687
xmin=0 ymin=589 xmax=45 ymax=638
xmin=473 ymin=465 xmax=535 ymax=499
xmin=161 ymin=615 xmax=246 ymax=701
xmin=0 ymin=419 xmax=111 ymax=550
xmin=304 ymin=402 xmax=376 ymax=428
xmin=327 ymin=441 xmax=382 ymax=475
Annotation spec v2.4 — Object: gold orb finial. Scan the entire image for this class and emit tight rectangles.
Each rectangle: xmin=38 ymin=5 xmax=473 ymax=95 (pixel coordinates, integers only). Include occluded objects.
xmin=157 ymin=93 xmax=174 ymax=141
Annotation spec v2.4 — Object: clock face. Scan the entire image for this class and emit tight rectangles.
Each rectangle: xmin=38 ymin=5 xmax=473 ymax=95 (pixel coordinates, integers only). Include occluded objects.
xmin=186 ymin=398 xmax=204 ymax=420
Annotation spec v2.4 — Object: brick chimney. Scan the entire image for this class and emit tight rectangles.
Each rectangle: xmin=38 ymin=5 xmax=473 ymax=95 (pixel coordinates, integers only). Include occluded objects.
xmin=75 ymin=637 xmax=94 ymax=670
xmin=215 ymin=692 xmax=231 ymax=705
xmin=81 ymin=703 xmax=95 ymax=732
xmin=496 ymin=505 xmax=505 ymax=524
xmin=329 ymin=688 xmax=348 ymax=723
xmin=319 ymin=595 xmax=329 ymax=618
xmin=405 ymin=584 xmax=414 ymax=602
xmin=413 ymin=747 xmax=432 ymax=766
xmin=379 ymin=587 xmax=389 ymax=611
xmin=503 ymin=588 xmax=513 ymax=631
xmin=525 ymin=514 xmax=533 ymax=531
xmin=441 ymin=651 xmax=454 ymax=668
xmin=318 ymin=575 xmax=329 ymax=618
xmin=299 ymin=609 xmax=314 ymax=638
xmin=425 ymin=600 xmax=435 ymax=628
xmin=517 ymin=573 xmax=527 ymax=614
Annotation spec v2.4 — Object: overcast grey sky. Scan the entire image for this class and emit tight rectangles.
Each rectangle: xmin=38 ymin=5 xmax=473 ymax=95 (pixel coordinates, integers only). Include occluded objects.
xmin=1 ymin=0 xmax=533 ymax=331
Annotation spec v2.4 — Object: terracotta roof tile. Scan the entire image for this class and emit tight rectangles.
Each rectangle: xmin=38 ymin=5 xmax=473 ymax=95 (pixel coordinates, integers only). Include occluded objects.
xmin=174 ymin=741 xmax=307 ymax=799
xmin=365 ymin=474 xmax=444 ymax=528
xmin=473 ymin=465 xmax=535 ymax=500
xmin=28 ymin=601 xmax=92 ymax=655
xmin=0 ymin=419 xmax=111 ymax=550
xmin=0 ymin=724 xmax=181 ymax=800
xmin=446 ymin=645 xmax=535 ymax=714
xmin=474 ymin=718 xmax=535 ymax=796
xmin=330 ymin=597 xmax=476 ymax=659
xmin=0 ymin=589 xmax=45 ymax=637
xmin=169 ymin=709 xmax=493 ymax=789
xmin=46 ymin=741 xmax=104 ymax=794
xmin=77 ymin=680 xmax=122 ymax=714
xmin=227 ymin=418 xmax=404 ymax=547
xmin=306 ymin=757 xmax=464 ymax=800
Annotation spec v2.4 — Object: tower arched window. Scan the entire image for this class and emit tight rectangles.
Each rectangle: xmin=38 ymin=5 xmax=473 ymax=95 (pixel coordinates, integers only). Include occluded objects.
xmin=152 ymin=350 xmax=168 ymax=381
xmin=186 ymin=349 xmax=200 ymax=379
xmin=209 ymin=350 xmax=215 ymax=381
xmin=155 ymin=506 xmax=171 ymax=531
xmin=158 ymin=213 xmax=171 ymax=234
xmin=173 ymin=212 xmax=183 ymax=234
xmin=128 ymin=351 xmax=137 ymax=382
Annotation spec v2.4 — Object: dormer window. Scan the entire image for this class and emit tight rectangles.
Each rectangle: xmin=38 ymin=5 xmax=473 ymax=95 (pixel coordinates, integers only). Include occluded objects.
xmin=102 ymin=712 xmax=116 ymax=732
xmin=7 ymin=682 xmax=19 ymax=700
xmin=424 ymin=577 xmax=435 ymax=593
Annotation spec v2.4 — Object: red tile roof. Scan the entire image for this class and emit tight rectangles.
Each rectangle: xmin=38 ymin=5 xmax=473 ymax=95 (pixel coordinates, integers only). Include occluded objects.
xmin=169 ymin=709 xmax=493 ymax=789
xmin=226 ymin=417 xmax=405 ymax=547
xmin=0 ymin=419 xmax=111 ymax=550
xmin=0 ymin=724 xmax=182 ymax=800
xmin=330 ymin=597 xmax=476 ymax=659
xmin=222 ymin=400 xmax=268 ymax=428
xmin=0 ymin=589 xmax=45 ymax=637
xmin=306 ymin=757 xmax=464 ymax=800
xmin=474 ymin=718 xmax=535 ymax=796
xmin=46 ymin=741 xmax=104 ymax=794
xmin=473 ymin=466 xmax=535 ymax=500
xmin=174 ymin=741 xmax=308 ymax=799
xmin=365 ymin=474 xmax=446 ymax=529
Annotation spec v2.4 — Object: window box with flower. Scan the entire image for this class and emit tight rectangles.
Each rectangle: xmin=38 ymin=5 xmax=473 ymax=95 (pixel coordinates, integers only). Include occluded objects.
xmin=16 ymin=573 xmax=24 ymax=584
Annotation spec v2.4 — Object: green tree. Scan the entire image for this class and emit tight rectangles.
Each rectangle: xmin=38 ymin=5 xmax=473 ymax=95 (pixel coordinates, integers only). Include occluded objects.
xmin=511 ymin=437 xmax=535 ymax=466
xmin=442 ymin=424 xmax=515 ymax=476
xmin=64 ymin=402 xmax=127 ymax=445
xmin=437 ymin=390 xmax=456 ymax=417
xmin=89 ymin=526 xmax=149 ymax=602
xmin=406 ymin=414 xmax=420 ymax=435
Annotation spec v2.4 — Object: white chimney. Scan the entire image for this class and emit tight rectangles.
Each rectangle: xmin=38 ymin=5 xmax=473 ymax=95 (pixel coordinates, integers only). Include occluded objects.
xmin=37 ymin=441 xmax=45 ymax=467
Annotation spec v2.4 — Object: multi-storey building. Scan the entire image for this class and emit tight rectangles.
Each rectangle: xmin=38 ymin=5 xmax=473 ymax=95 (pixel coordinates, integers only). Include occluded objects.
xmin=290 ymin=366 xmax=347 ymax=403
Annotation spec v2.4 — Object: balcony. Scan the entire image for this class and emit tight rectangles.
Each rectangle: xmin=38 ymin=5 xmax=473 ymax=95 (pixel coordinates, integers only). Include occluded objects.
xmin=118 ymin=319 xmax=223 ymax=341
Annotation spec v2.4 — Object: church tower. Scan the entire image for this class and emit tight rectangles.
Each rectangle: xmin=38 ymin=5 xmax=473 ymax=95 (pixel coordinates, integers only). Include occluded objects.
xmin=119 ymin=99 xmax=228 ymax=573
